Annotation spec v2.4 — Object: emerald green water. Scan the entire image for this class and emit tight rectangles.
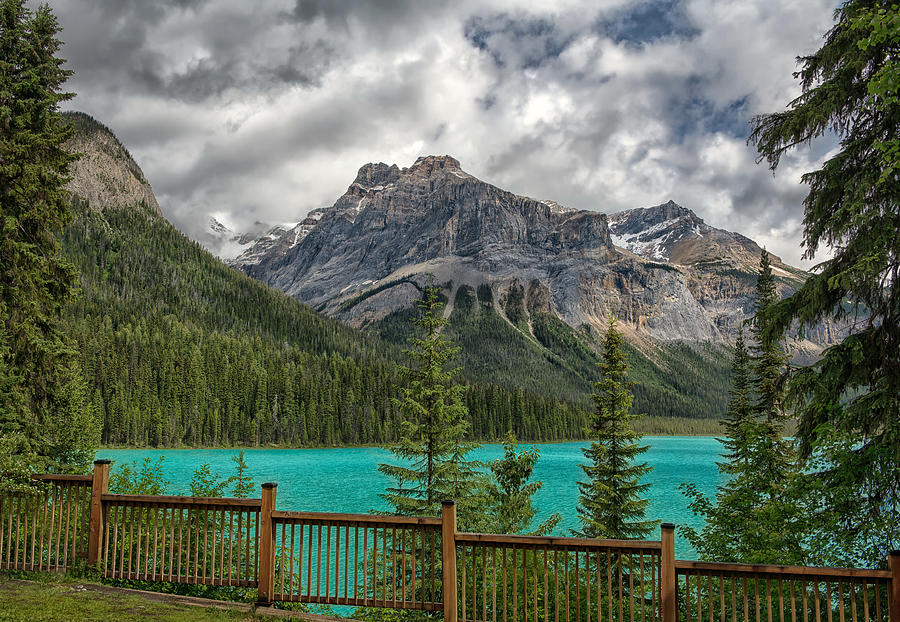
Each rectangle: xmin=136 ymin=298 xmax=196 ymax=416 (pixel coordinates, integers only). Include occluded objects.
xmin=97 ymin=437 xmax=723 ymax=558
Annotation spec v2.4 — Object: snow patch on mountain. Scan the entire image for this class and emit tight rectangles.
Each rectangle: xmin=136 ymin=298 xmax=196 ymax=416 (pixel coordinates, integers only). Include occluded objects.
xmin=230 ymin=207 xmax=329 ymax=268
xmin=609 ymin=217 xmax=682 ymax=260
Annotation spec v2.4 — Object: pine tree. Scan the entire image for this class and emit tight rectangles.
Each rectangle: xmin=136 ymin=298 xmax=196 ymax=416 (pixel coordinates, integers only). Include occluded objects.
xmin=484 ymin=432 xmax=560 ymax=535
xmin=378 ymin=280 xmax=482 ymax=522
xmin=751 ymin=251 xmax=786 ymax=423
xmin=230 ymin=451 xmax=254 ymax=497
xmin=0 ymin=0 xmax=96 ymax=472
xmin=576 ymin=317 xmax=656 ymax=539
xmin=749 ymin=250 xmax=794 ymax=498
xmin=719 ymin=328 xmax=755 ymax=471
xmin=680 ymin=256 xmax=805 ymax=564
xmin=749 ymin=0 xmax=900 ymax=562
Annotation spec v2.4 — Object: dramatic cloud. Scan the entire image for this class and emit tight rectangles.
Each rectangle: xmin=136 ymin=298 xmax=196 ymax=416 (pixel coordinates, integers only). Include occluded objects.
xmin=46 ymin=0 xmax=836 ymax=266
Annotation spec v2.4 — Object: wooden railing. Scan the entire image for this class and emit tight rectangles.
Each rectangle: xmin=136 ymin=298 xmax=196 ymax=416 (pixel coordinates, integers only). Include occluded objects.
xmin=0 ymin=474 xmax=92 ymax=572
xmin=99 ymin=493 xmax=261 ymax=586
xmin=0 ymin=460 xmax=897 ymax=622
xmin=676 ymin=560 xmax=895 ymax=622
xmin=270 ymin=510 xmax=444 ymax=609
xmin=455 ymin=532 xmax=662 ymax=622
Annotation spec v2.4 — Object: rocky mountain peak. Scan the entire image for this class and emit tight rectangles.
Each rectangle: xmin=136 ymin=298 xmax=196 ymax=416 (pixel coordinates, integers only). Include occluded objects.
xmin=607 ymin=200 xmax=783 ymax=271
xmin=610 ymin=200 xmax=702 ymax=232
xmin=209 ymin=217 xmax=231 ymax=236
xmin=407 ymin=154 xmax=462 ymax=177
xmin=63 ymin=111 xmax=163 ymax=217
xmin=231 ymin=156 xmax=825 ymax=348
xmin=352 ymin=162 xmax=401 ymax=188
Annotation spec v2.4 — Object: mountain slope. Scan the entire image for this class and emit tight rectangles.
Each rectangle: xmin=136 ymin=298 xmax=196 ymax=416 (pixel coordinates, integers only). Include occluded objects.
xmin=58 ymin=113 xmax=593 ymax=446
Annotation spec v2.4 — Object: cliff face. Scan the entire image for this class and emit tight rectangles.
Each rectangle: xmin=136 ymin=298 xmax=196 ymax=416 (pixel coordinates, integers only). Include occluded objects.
xmin=234 ymin=155 xmax=830 ymax=348
xmin=63 ymin=112 xmax=162 ymax=216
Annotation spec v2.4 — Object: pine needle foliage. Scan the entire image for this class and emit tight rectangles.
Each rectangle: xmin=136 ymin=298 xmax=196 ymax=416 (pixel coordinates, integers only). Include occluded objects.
xmin=576 ymin=317 xmax=656 ymax=540
xmin=378 ymin=281 xmax=481 ymax=521
xmin=749 ymin=0 xmax=900 ymax=559
xmin=718 ymin=328 xmax=755 ymax=472
xmin=749 ymin=250 xmax=795 ymax=499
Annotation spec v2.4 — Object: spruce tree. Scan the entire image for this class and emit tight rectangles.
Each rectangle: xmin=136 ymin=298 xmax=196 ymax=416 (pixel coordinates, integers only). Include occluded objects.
xmin=751 ymin=251 xmax=784 ymax=424
xmin=719 ymin=328 xmax=755 ymax=471
xmin=680 ymin=255 xmax=804 ymax=564
xmin=576 ymin=317 xmax=656 ymax=540
xmin=749 ymin=250 xmax=794 ymax=496
xmin=378 ymin=280 xmax=482 ymax=522
xmin=230 ymin=451 xmax=254 ymax=497
xmin=749 ymin=0 xmax=900 ymax=561
xmin=0 ymin=0 xmax=96 ymax=471
xmin=483 ymin=432 xmax=561 ymax=535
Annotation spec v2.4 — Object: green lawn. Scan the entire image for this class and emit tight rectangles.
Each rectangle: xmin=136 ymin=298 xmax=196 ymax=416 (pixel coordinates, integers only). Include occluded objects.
xmin=0 ymin=575 xmax=310 ymax=622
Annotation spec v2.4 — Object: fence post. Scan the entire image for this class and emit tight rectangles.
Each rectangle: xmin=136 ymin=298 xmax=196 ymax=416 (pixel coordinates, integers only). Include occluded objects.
xmin=87 ymin=459 xmax=110 ymax=566
xmin=256 ymin=482 xmax=278 ymax=606
xmin=661 ymin=523 xmax=676 ymax=622
xmin=890 ymin=550 xmax=899 ymax=622
xmin=442 ymin=500 xmax=458 ymax=622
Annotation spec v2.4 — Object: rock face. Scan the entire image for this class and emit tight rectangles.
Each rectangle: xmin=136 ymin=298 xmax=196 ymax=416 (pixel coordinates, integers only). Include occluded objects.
xmin=608 ymin=200 xmax=761 ymax=268
xmin=63 ymin=112 xmax=162 ymax=216
xmin=235 ymin=155 xmax=827 ymax=347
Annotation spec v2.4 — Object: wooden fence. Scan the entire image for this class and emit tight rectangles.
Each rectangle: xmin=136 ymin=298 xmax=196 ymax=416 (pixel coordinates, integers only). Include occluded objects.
xmin=0 ymin=474 xmax=92 ymax=572
xmin=0 ymin=460 xmax=897 ymax=622
xmin=100 ymin=493 xmax=261 ymax=586
xmin=675 ymin=560 xmax=895 ymax=622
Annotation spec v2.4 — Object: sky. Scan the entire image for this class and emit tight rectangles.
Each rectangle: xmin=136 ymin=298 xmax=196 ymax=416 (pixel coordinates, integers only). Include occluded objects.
xmin=47 ymin=0 xmax=838 ymax=267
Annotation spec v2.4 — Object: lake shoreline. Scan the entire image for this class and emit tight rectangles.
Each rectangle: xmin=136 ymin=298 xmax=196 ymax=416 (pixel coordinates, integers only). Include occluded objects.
xmin=98 ymin=433 xmax=724 ymax=451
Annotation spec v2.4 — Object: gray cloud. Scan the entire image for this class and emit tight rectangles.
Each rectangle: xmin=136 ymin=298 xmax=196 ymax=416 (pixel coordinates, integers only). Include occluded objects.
xmin=599 ymin=0 xmax=699 ymax=46
xmin=45 ymin=0 xmax=837 ymax=266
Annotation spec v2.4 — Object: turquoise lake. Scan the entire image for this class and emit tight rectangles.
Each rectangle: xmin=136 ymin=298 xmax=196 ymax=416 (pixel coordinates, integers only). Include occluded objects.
xmin=97 ymin=437 xmax=725 ymax=559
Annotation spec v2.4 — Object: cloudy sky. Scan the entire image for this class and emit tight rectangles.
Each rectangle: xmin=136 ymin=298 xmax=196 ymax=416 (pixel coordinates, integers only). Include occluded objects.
xmin=48 ymin=0 xmax=837 ymax=267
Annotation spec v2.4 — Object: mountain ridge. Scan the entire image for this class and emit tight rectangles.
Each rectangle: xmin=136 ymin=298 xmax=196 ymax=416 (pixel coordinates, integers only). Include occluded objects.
xmin=231 ymin=155 xmax=821 ymax=350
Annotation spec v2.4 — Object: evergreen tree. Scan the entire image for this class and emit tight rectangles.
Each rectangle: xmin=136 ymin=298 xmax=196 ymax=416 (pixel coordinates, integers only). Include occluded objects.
xmin=190 ymin=463 xmax=230 ymax=497
xmin=0 ymin=0 xmax=96 ymax=472
xmin=483 ymin=432 xmax=560 ymax=535
xmin=749 ymin=250 xmax=794 ymax=497
xmin=749 ymin=0 xmax=900 ymax=561
xmin=230 ymin=451 xmax=254 ymax=497
xmin=576 ymin=317 xmax=656 ymax=539
xmin=681 ymin=257 xmax=805 ymax=564
xmin=378 ymin=280 xmax=482 ymax=522
xmin=751 ymin=251 xmax=785 ymax=423
xmin=719 ymin=328 xmax=755 ymax=471
xmin=109 ymin=457 xmax=168 ymax=496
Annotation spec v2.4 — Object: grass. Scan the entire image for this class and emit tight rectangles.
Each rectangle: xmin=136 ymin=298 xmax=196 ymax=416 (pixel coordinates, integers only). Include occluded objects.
xmin=0 ymin=574 xmax=313 ymax=622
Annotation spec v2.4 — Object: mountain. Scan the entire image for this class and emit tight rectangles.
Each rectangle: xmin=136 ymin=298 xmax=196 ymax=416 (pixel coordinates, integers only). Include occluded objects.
xmin=235 ymin=155 xmax=820 ymax=344
xmin=57 ymin=113 xmax=592 ymax=447
xmin=232 ymin=209 xmax=327 ymax=268
xmin=607 ymin=200 xmax=762 ymax=269
xmin=199 ymin=216 xmax=272 ymax=261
